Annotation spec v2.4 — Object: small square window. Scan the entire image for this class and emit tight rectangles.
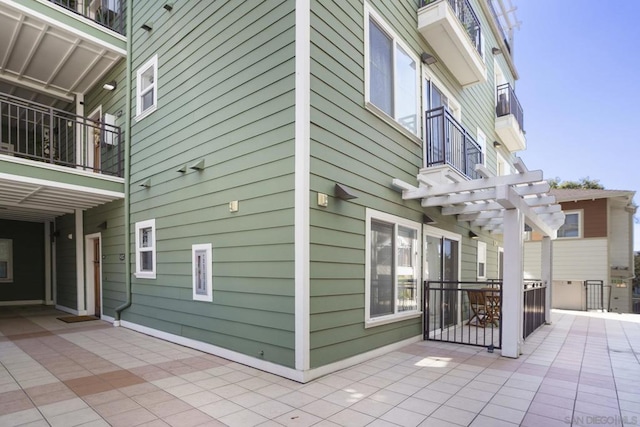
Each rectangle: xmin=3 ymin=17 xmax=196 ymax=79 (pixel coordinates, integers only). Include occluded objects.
xmin=557 ymin=211 xmax=581 ymax=239
xmin=135 ymin=219 xmax=156 ymax=279
xmin=136 ymin=55 xmax=158 ymax=120
xmin=192 ymin=243 xmax=212 ymax=302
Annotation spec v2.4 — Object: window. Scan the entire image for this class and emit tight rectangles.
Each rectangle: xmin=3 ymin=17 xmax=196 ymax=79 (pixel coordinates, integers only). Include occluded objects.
xmin=192 ymin=244 xmax=213 ymax=302
xmin=365 ymin=5 xmax=419 ymax=135
xmin=136 ymin=55 xmax=158 ymax=119
xmin=557 ymin=211 xmax=581 ymax=238
xmin=0 ymin=239 xmax=13 ymax=283
xmin=476 ymin=128 xmax=486 ymax=166
xmin=135 ymin=219 xmax=156 ymax=279
xmin=477 ymin=241 xmax=487 ymax=279
xmin=366 ymin=209 xmax=421 ymax=327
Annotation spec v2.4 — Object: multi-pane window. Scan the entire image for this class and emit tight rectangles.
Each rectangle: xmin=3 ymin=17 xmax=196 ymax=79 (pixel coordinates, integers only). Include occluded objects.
xmin=192 ymin=244 xmax=213 ymax=302
xmin=135 ymin=219 xmax=156 ymax=279
xmin=0 ymin=239 xmax=13 ymax=283
xmin=136 ymin=55 xmax=158 ymax=119
xmin=366 ymin=210 xmax=421 ymax=326
xmin=366 ymin=8 xmax=419 ymax=135
xmin=557 ymin=212 xmax=581 ymax=238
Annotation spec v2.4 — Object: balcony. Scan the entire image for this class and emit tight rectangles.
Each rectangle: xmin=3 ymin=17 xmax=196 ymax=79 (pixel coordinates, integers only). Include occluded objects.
xmin=495 ymin=83 xmax=526 ymax=152
xmin=418 ymin=0 xmax=487 ymax=86
xmin=0 ymin=0 xmax=126 ymax=103
xmin=424 ymin=106 xmax=483 ymax=180
xmin=0 ymin=92 xmax=122 ymax=176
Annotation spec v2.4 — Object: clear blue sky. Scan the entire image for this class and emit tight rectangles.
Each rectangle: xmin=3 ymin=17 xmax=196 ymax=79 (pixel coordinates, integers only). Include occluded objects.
xmin=514 ymin=0 xmax=640 ymax=250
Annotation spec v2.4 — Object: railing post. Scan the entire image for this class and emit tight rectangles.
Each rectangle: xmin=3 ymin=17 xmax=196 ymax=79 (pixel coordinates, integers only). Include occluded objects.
xmin=117 ymin=128 xmax=123 ymax=177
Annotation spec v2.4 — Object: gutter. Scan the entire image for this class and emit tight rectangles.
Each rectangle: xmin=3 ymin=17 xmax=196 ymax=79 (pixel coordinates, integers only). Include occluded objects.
xmin=114 ymin=0 xmax=133 ymax=324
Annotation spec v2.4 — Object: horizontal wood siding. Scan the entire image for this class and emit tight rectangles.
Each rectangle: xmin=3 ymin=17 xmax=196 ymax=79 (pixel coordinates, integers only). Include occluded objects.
xmin=0 ymin=220 xmax=44 ymax=302
xmin=560 ymin=199 xmax=607 ymax=238
xmin=308 ymin=0 xmax=505 ymax=367
xmin=127 ymin=0 xmax=297 ymax=368
xmin=83 ymin=200 xmax=126 ymax=317
xmin=55 ymin=213 xmax=77 ymax=310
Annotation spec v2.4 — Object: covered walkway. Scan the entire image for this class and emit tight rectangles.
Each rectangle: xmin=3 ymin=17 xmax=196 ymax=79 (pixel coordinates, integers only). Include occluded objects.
xmin=1 ymin=306 xmax=639 ymax=426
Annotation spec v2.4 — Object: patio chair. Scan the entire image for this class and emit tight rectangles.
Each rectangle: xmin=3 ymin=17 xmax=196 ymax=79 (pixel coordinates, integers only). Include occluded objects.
xmin=466 ymin=290 xmax=487 ymax=327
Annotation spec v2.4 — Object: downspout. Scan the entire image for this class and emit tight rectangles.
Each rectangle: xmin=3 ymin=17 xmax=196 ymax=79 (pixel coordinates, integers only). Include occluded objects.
xmin=115 ymin=0 xmax=133 ymax=325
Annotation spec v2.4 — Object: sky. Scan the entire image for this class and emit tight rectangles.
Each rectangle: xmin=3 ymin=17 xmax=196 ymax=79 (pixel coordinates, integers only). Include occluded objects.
xmin=512 ymin=0 xmax=640 ymax=251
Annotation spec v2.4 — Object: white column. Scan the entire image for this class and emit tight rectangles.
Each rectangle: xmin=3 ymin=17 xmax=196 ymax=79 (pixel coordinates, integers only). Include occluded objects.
xmin=44 ymin=222 xmax=52 ymax=304
xmin=75 ymin=94 xmax=84 ymax=168
xmin=75 ymin=209 xmax=86 ymax=314
xmin=541 ymin=236 xmax=553 ymax=324
xmin=502 ymin=208 xmax=524 ymax=358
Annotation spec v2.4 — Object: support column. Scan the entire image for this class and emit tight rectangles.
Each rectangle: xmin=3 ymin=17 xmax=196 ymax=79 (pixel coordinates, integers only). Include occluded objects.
xmin=502 ymin=208 xmax=524 ymax=358
xmin=75 ymin=209 xmax=86 ymax=314
xmin=541 ymin=236 xmax=553 ymax=324
xmin=44 ymin=222 xmax=52 ymax=305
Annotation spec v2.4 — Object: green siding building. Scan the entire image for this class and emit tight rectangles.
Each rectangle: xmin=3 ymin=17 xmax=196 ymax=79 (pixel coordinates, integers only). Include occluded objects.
xmin=0 ymin=0 xmax=562 ymax=381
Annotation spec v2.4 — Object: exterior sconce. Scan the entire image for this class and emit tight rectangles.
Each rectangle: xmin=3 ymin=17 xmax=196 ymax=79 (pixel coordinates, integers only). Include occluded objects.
xmin=422 ymin=214 xmax=436 ymax=224
xmin=469 ymin=231 xmax=479 ymax=240
xmin=190 ymin=159 xmax=205 ymax=170
xmin=97 ymin=221 xmax=107 ymax=230
xmin=493 ymin=140 xmax=502 ymax=148
xmin=140 ymin=179 xmax=151 ymax=188
xmin=141 ymin=22 xmax=153 ymax=31
xmin=421 ymin=52 xmax=437 ymax=65
xmin=163 ymin=3 xmax=174 ymax=11
xmin=177 ymin=165 xmax=187 ymax=173
xmin=334 ymin=183 xmax=358 ymax=200
xmin=102 ymin=81 xmax=117 ymax=91
xmin=492 ymin=47 xmax=502 ymax=55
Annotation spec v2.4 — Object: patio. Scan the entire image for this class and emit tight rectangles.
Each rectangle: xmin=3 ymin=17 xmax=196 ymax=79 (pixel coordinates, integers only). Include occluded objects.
xmin=0 ymin=306 xmax=638 ymax=426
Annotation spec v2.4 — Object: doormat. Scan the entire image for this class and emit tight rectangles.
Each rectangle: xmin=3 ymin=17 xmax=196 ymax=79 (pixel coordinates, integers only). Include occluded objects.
xmin=57 ymin=315 xmax=99 ymax=323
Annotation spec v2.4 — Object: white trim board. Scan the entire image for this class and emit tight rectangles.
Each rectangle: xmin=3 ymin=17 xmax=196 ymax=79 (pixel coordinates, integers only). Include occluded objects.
xmin=0 ymin=300 xmax=45 ymax=306
xmin=0 ymin=155 xmax=125 ymax=184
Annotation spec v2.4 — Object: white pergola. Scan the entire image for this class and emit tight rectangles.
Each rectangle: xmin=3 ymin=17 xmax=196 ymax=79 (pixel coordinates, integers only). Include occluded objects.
xmin=393 ymin=158 xmax=564 ymax=357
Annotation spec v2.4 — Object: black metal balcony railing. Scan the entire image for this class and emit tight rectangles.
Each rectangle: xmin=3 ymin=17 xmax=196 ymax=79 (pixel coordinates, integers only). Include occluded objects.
xmin=486 ymin=0 xmax=511 ymax=55
xmin=0 ymin=93 xmax=123 ymax=177
xmin=422 ymin=0 xmax=482 ymax=55
xmin=425 ymin=106 xmax=483 ymax=180
xmin=523 ymin=280 xmax=546 ymax=339
xmin=496 ymin=83 xmax=524 ymax=131
xmin=49 ymin=0 xmax=126 ymax=35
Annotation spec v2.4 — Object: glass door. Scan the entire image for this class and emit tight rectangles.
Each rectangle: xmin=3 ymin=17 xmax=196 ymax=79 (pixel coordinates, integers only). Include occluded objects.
xmin=424 ymin=229 xmax=460 ymax=333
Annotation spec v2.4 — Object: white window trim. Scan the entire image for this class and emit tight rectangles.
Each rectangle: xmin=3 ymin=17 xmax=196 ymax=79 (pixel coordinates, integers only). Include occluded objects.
xmin=192 ymin=243 xmax=213 ymax=302
xmin=477 ymin=240 xmax=487 ymax=279
xmin=423 ymin=68 xmax=461 ymax=121
xmin=135 ymin=55 xmax=158 ymax=121
xmin=557 ymin=210 xmax=582 ymax=239
xmin=135 ymin=219 xmax=156 ymax=279
xmin=364 ymin=3 xmax=420 ymax=137
xmin=365 ymin=208 xmax=422 ymax=328
xmin=0 ymin=238 xmax=13 ymax=283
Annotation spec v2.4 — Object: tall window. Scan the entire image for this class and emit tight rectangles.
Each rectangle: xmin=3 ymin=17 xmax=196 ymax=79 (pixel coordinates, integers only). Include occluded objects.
xmin=557 ymin=211 xmax=581 ymax=238
xmin=366 ymin=7 xmax=419 ymax=135
xmin=136 ymin=55 xmax=158 ymax=120
xmin=192 ymin=243 xmax=213 ymax=302
xmin=0 ymin=239 xmax=13 ymax=283
xmin=366 ymin=209 xmax=421 ymax=326
xmin=477 ymin=241 xmax=487 ymax=279
xmin=135 ymin=219 xmax=156 ymax=279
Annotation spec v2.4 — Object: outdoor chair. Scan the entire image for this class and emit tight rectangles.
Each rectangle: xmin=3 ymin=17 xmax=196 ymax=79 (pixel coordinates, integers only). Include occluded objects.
xmin=466 ymin=290 xmax=488 ymax=327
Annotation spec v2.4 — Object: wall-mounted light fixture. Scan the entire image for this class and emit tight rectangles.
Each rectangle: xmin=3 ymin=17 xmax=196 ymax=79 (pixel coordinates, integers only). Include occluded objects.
xmin=177 ymin=165 xmax=187 ymax=173
xmin=102 ymin=81 xmax=117 ymax=91
xmin=190 ymin=159 xmax=205 ymax=171
xmin=334 ymin=183 xmax=358 ymax=200
xmin=492 ymin=47 xmax=502 ymax=55
xmin=163 ymin=3 xmax=174 ymax=11
xmin=97 ymin=221 xmax=108 ymax=230
xmin=141 ymin=22 xmax=153 ymax=31
xmin=493 ymin=140 xmax=501 ymax=148
xmin=420 ymin=52 xmax=437 ymax=65
xmin=422 ymin=214 xmax=436 ymax=224
xmin=140 ymin=179 xmax=151 ymax=188
xmin=469 ymin=231 xmax=479 ymax=240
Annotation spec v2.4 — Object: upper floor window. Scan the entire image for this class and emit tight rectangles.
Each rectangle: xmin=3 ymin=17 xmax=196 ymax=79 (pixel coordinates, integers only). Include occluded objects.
xmin=366 ymin=209 xmax=421 ymax=327
xmin=477 ymin=240 xmax=487 ymax=279
xmin=557 ymin=211 xmax=581 ymax=239
xmin=136 ymin=55 xmax=158 ymax=120
xmin=365 ymin=6 xmax=419 ymax=135
xmin=135 ymin=219 xmax=156 ymax=279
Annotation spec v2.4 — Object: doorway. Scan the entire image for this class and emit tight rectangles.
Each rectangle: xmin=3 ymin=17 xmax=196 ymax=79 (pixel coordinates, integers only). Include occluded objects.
xmin=84 ymin=233 xmax=102 ymax=317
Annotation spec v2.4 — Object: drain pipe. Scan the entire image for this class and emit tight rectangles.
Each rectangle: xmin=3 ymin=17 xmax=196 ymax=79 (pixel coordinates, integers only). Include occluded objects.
xmin=114 ymin=0 xmax=133 ymax=326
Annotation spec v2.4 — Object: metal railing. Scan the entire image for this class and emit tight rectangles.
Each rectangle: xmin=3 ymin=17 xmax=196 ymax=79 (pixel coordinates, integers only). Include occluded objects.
xmin=496 ymin=83 xmax=524 ymax=131
xmin=0 ymin=93 xmax=123 ymax=177
xmin=523 ymin=280 xmax=545 ymax=339
xmin=425 ymin=106 xmax=483 ymax=180
xmin=424 ymin=280 xmax=502 ymax=350
xmin=48 ymin=0 xmax=126 ymax=35
xmin=421 ymin=0 xmax=482 ymax=55
xmin=486 ymin=0 xmax=511 ymax=55
xmin=585 ymin=280 xmax=610 ymax=311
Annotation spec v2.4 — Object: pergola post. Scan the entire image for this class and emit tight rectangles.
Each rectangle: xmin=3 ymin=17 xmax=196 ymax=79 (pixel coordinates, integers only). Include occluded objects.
xmin=541 ymin=236 xmax=553 ymax=324
xmin=502 ymin=208 xmax=524 ymax=358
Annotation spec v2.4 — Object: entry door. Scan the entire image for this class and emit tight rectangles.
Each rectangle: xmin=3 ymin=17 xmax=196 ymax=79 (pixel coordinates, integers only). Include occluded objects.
xmin=425 ymin=232 xmax=460 ymax=331
xmin=92 ymin=239 xmax=101 ymax=317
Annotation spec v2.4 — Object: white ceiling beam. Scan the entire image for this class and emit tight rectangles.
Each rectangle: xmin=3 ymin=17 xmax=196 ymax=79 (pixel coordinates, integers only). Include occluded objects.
xmin=404 ymin=169 xmax=544 ymax=200
xmin=458 ymin=210 xmax=504 ymax=221
xmin=391 ymin=179 xmax=418 ymax=192
xmin=422 ymin=189 xmax=495 ymax=207
xmin=1 ymin=14 xmax=23 ymax=69
xmin=513 ymin=182 xmax=550 ymax=196
xmin=497 ymin=185 xmax=558 ymax=238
